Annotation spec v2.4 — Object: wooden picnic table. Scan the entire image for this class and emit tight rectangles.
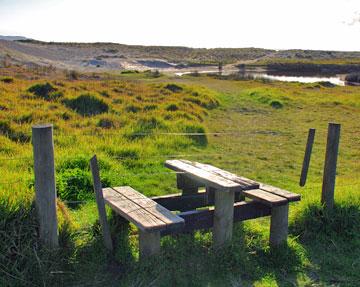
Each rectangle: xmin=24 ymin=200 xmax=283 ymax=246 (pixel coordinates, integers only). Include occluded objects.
xmin=165 ymin=159 xmax=300 ymax=247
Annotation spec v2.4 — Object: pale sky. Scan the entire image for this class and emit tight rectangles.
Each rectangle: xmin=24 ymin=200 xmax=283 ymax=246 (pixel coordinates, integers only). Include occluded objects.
xmin=0 ymin=0 xmax=359 ymax=51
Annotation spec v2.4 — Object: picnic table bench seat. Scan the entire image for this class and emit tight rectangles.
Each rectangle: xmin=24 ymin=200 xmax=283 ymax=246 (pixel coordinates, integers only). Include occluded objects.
xmin=90 ymin=156 xmax=184 ymax=258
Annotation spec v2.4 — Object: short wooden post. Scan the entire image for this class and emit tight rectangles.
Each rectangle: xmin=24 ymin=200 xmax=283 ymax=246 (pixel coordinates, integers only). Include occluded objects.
xmin=90 ymin=155 xmax=113 ymax=252
xmin=32 ymin=124 xmax=58 ymax=248
xmin=139 ymin=230 xmax=161 ymax=258
xmin=300 ymin=128 xmax=316 ymax=186
xmin=213 ymin=189 xmax=235 ymax=248
xmin=321 ymin=123 xmax=341 ymax=210
xmin=269 ymin=204 xmax=289 ymax=247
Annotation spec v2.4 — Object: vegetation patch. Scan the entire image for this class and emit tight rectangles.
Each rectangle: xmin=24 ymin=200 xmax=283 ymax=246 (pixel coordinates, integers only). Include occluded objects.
xmin=28 ymin=82 xmax=63 ymax=101
xmin=165 ymin=83 xmax=183 ymax=93
xmin=63 ymin=94 xmax=109 ymax=116
xmin=270 ymin=100 xmax=284 ymax=109
xmin=0 ymin=77 xmax=14 ymax=83
xmin=0 ymin=121 xmax=30 ymax=143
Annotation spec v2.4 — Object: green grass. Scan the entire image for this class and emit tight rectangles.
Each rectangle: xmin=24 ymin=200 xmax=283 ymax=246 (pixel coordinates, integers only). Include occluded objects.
xmin=0 ymin=68 xmax=359 ymax=286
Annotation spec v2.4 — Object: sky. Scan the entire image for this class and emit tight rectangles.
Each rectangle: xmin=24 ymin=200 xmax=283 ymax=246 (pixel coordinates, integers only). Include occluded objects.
xmin=0 ymin=0 xmax=359 ymax=51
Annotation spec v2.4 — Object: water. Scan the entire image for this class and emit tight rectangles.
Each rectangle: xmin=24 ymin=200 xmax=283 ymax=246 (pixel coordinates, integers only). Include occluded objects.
xmin=175 ymin=70 xmax=346 ymax=86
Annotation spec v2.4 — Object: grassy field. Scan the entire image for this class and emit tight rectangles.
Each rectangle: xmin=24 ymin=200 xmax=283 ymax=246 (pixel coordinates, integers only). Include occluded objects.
xmin=0 ymin=68 xmax=359 ymax=286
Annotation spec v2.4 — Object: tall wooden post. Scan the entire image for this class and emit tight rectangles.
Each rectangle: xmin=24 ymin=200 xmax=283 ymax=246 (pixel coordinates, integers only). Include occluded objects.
xmin=32 ymin=124 xmax=58 ymax=248
xmin=321 ymin=123 xmax=341 ymax=210
xmin=300 ymin=128 xmax=316 ymax=186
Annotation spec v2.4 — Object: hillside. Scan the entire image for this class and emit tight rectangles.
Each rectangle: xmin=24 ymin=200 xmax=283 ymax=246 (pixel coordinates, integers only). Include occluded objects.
xmin=1 ymin=38 xmax=360 ymax=72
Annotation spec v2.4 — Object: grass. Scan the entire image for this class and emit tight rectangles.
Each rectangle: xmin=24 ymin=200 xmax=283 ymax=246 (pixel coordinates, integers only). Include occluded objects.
xmin=0 ymin=67 xmax=359 ymax=286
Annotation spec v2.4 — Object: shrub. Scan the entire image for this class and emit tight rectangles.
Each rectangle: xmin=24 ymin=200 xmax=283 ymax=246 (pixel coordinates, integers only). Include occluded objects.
xmin=57 ymin=168 xmax=93 ymax=202
xmin=166 ymin=104 xmax=179 ymax=111
xmin=97 ymin=118 xmax=115 ymax=129
xmin=66 ymin=70 xmax=79 ymax=80
xmin=0 ymin=77 xmax=14 ymax=83
xmin=270 ymin=100 xmax=283 ymax=109
xmin=125 ymin=105 xmax=141 ymax=113
xmin=99 ymin=90 xmax=110 ymax=97
xmin=143 ymin=104 xmax=158 ymax=111
xmin=63 ymin=94 xmax=109 ymax=116
xmin=28 ymin=83 xmax=63 ymax=101
xmin=0 ymin=121 xmax=30 ymax=143
xmin=165 ymin=84 xmax=183 ymax=93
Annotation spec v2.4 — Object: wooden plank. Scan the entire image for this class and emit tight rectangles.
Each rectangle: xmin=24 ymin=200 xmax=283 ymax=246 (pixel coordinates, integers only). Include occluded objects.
xmin=165 ymin=160 xmax=241 ymax=192
xmin=151 ymin=193 xmax=208 ymax=211
xmin=103 ymin=187 xmax=166 ymax=232
xmin=161 ymin=201 xmax=271 ymax=236
xmin=259 ymin=184 xmax=301 ymax=202
xmin=90 ymin=155 xmax=113 ymax=252
xmin=299 ymin=128 xmax=316 ymax=186
xmin=213 ymin=190 xmax=235 ymax=247
xmin=112 ymin=187 xmax=184 ymax=230
xmin=242 ymin=189 xmax=288 ymax=207
xmin=182 ymin=160 xmax=259 ymax=190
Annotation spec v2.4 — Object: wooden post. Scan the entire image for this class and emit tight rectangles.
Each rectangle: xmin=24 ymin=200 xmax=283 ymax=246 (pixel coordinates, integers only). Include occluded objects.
xmin=177 ymin=174 xmax=198 ymax=195
xmin=90 ymin=155 xmax=113 ymax=252
xmin=321 ymin=123 xmax=341 ymax=210
xmin=139 ymin=230 xmax=161 ymax=258
xmin=177 ymin=174 xmax=200 ymax=212
xmin=32 ymin=124 xmax=58 ymax=248
xmin=269 ymin=204 xmax=289 ymax=247
xmin=213 ymin=189 xmax=235 ymax=248
xmin=300 ymin=128 xmax=316 ymax=186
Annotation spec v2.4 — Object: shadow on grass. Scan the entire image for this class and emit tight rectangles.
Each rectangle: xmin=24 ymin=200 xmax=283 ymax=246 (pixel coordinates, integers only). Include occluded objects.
xmin=289 ymin=202 xmax=360 ymax=286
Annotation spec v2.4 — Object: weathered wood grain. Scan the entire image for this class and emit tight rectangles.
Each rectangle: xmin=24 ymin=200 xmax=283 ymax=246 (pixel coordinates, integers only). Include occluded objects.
xmin=32 ymin=124 xmax=58 ymax=249
xmin=269 ymin=204 xmax=289 ymax=247
xmin=112 ymin=186 xmax=184 ymax=230
xmin=213 ymin=189 xmax=235 ymax=247
xmin=165 ymin=160 xmax=242 ymax=192
xmin=321 ymin=123 xmax=341 ymax=210
xmin=139 ymin=230 xmax=161 ymax=258
xmin=182 ymin=160 xmax=259 ymax=190
xmin=242 ymin=189 xmax=288 ymax=207
xmin=103 ymin=187 xmax=166 ymax=231
xmin=259 ymin=184 xmax=301 ymax=202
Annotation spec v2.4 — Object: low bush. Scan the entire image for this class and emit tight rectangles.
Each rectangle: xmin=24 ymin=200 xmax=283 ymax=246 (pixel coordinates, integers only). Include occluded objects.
xmin=270 ymin=100 xmax=283 ymax=109
xmin=166 ymin=104 xmax=179 ymax=111
xmin=63 ymin=94 xmax=109 ymax=116
xmin=183 ymin=124 xmax=208 ymax=146
xmin=165 ymin=84 xmax=183 ymax=93
xmin=97 ymin=118 xmax=115 ymax=129
xmin=28 ymin=82 xmax=63 ymax=101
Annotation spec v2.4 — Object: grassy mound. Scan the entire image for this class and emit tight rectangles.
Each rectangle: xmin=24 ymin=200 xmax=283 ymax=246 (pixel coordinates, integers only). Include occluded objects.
xmin=63 ymin=94 xmax=109 ymax=116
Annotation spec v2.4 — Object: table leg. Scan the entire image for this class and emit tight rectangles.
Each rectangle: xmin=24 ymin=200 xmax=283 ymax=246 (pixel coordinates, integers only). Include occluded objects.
xmin=213 ymin=189 xmax=235 ymax=248
xmin=139 ymin=230 xmax=161 ymax=258
xmin=269 ymin=204 xmax=289 ymax=247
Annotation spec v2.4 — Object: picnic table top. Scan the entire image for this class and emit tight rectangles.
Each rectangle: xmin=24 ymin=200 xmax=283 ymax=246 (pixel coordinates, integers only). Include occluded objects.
xmin=165 ymin=159 xmax=260 ymax=192
xmin=165 ymin=159 xmax=301 ymax=206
